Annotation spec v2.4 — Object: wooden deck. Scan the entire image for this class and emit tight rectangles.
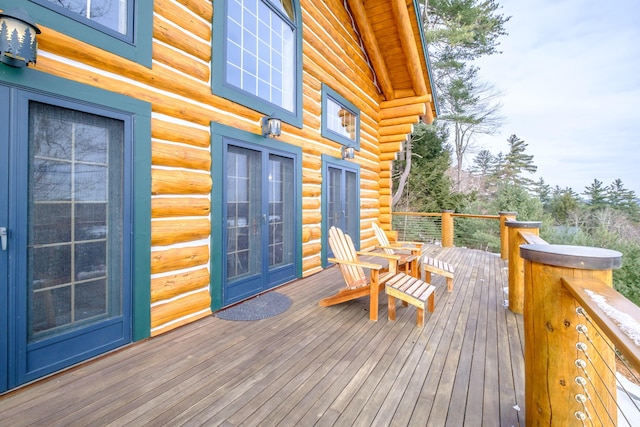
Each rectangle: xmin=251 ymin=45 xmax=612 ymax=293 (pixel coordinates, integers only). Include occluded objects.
xmin=0 ymin=247 xmax=525 ymax=426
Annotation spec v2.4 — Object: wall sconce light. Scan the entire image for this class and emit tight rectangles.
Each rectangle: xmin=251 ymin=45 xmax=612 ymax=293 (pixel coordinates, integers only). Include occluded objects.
xmin=0 ymin=8 xmax=41 ymax=68
xmin=261 ymin=115 xmax=281 ymax=138
xmin=341 ymin=146 xmax=355 ymax=160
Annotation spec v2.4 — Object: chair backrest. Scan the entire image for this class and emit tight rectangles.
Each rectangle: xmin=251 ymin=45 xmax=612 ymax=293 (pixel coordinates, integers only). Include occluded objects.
xmin=328 ymin=226 xmax=367 ymax=288
xmin=372 ymin=222 xmax=394 ymax=255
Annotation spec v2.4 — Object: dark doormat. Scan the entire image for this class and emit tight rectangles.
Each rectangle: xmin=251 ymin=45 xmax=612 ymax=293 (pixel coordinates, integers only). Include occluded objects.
xmin=215 ymin=292 xmax=292 ymax=321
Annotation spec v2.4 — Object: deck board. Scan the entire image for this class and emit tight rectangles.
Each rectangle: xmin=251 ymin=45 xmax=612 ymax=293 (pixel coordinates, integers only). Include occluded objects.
xmin=0 ymin=247 xmax=524 ymax=426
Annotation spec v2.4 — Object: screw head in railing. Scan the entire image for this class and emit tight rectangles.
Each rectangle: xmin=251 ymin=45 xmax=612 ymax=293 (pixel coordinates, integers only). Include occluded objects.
xmin=576 ymin=306 xmax=586 ymax=316
xmin=575 ymin=359 xmax=587 ymax=369
xmin=575 ymin=411 xmax=587 ymax=420
xmin=576 ymin=324 xmax=588 ymax=334
xmin=575 ymin=394 xmax=587 ymax=403
xmin=576 ymin=342 xmax=588 ymax=352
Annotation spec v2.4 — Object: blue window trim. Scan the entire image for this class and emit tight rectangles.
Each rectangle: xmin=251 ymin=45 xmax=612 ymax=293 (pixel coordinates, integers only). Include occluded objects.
xmin=320 ymin=154 xmax=360 ymax=268
xmin=321 ymin=84 xmax=361 ymax=150
xmin=0 ymin=66 xmax=152 ymax=342
xmin=212 ymin=0 xmax=303 ymax=128
xmin=210 ymin=121 xmax=302 ymax=311
xmin=8 ymin=0 xmax=153 ymax=67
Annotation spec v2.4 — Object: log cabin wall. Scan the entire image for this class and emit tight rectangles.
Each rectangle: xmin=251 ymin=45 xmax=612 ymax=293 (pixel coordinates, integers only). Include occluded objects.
xmin=12 ymin=0 xmax=434 ymax=336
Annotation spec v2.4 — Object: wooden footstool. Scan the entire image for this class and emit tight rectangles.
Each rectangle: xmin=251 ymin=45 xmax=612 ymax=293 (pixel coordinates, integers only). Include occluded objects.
xmin=385 ymin=273 xmax=436 ymax=327
xmin=422 ymin=256 xmax=455 ymax=292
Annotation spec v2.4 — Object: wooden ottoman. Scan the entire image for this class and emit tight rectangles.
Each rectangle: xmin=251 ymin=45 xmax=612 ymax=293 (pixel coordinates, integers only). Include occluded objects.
xmin=385 ymin=273 xmax=436 ymax=327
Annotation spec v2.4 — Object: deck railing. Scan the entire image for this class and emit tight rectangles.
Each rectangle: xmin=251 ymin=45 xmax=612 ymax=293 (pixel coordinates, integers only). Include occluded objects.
xmin=392 ymin=211 xmax=515 ymax=257
xmin=392 ymin=212 xmax=640 ymax=425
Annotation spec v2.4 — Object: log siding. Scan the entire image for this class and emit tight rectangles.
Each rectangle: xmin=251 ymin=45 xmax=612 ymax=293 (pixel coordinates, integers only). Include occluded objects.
xmin=4 ymin=0 xmax=435 ymax=337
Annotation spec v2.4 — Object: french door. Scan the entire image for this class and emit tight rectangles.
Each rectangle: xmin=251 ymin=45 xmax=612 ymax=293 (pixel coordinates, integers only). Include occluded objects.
xmin=0 ymin=87 xmax=131 ymax=392
xmin=223 ymin=142 xmax=297 ymax=305
xmin=323 ymin=160 xmax=360 ymax=265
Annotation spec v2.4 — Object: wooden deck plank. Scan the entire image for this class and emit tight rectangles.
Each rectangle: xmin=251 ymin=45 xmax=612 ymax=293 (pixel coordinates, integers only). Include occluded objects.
xmin=0 ymin=247 xmax=525 ymax=427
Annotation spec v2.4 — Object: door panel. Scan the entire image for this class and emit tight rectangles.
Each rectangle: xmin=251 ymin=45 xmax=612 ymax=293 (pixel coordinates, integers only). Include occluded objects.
xmin=323 ymin=161 xmax=360 ymax=265
xmin=1 ymin=90 xmax=132 ymax=392
xmin=223 ymin=143 xmax=297 ymax=305
xmin=0 ymin=85 xmax=9 ymax=392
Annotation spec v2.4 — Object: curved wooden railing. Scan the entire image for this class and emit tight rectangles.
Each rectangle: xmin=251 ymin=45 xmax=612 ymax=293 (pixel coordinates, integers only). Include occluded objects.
xmin=507 ymin=222 xmax=640 ymax=426
xmin=392 ymin=212 xmax=640 ymax=425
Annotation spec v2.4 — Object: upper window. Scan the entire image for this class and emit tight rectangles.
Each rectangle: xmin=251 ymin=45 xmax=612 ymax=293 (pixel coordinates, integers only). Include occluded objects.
xmin=23 ymin=1 xmax=151 ymax=65
xmin=34 ymin=0 xmax=133 ymax=38
xmin=213 ymin=0 xmax=303 ymax=127
xmin=321 ymin=84 xmax=360 ymax=149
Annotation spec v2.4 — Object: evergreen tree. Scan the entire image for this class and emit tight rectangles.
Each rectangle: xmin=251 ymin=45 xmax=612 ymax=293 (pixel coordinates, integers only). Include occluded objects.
xmin=498 ymin=134 xmax=537 ymax=187
xmin=548 ymin=186 xmax=582 ymax=225
xmin=606 ymin=178 xmax=639 ymax=220
xmin=583 ymin=179 xmax=609 ymax=211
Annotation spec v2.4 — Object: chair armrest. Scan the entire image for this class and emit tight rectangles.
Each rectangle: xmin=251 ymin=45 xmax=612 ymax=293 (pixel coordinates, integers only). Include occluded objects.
xmin=328 ymin=257 xmax=384 ymax=271
xmin=356 ymin=251 xmax=400 ymax=261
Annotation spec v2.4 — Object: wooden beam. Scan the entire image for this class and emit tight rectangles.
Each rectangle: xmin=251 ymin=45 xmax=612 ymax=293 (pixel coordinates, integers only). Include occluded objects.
xmin=345 ymin=0 xmax=394 ymax=99
xmin=390 ymin=0 xmax=427 ymax=96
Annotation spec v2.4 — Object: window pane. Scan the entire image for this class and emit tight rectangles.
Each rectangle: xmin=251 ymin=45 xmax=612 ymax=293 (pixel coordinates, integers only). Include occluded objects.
xmin=44 ymin=0 xmax=130 ymax=35
xmin=327 ymin=98 xmax=357 ymax=141
xmin=27 ymin=102 xmax=124 ymax=341
xmin=225 ymin=0 xmax=295 ymax=112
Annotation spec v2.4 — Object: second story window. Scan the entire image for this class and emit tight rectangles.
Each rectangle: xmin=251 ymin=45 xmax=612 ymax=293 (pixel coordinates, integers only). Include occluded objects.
xmin=37 ymin=0 xmax=132 ymax=37
xmin=321 ymin=84 xmax=360 ymax=149
xmin=226 ymin=0 xmax=295 ymax=112
xmin=214 ymin=0 xmax=302 ymax=127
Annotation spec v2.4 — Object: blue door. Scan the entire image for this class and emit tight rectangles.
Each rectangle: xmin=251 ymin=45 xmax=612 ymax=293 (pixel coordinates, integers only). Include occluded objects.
xmin=223 ymin=143 xmax=297 ymax=305
xmin=0 ymin=88 xmax=132 ymax=392
xmin=322 ymin=160 xmax=360 ymax=266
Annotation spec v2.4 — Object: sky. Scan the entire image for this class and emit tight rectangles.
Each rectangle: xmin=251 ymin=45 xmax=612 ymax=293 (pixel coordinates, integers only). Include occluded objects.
xmin=469 ymin=0 xmax=640 ymax=197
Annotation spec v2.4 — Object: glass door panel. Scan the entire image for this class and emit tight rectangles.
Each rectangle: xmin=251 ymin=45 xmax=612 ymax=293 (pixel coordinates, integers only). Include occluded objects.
xmin=27 ymin=103 xmax=123 ymax=342
xmin=226 ymin=146 xmax=262 ymax=281
xmin=268 ymin=154 xmax=294 ymax=268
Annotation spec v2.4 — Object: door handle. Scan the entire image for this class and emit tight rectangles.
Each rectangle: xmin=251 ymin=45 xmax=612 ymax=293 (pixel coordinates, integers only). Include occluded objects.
xmin=0 ymin=227 xmax=6 ymax=251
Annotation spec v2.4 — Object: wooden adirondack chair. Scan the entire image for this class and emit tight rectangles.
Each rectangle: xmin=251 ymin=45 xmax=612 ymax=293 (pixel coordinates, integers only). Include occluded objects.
xmin=320 ymin=226 xmax=400 ymax=321
xmin=372 ymin=222 xmax=422 ymax=278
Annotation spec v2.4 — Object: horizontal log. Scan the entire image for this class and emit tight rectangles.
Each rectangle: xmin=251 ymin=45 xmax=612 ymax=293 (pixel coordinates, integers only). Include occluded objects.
xmin=151 ymin=245 xmax=209 ymax=274
xmin=152 ymin=169 xmax=212 ymax=195
xmin=151 ymin=289 xmax=211 ymax=328
xmin=152 ymin=141 xmax=211 ymax=171
xmin=302 ymin=226 xmax=322 ymax=243
xmin=152 ymin=197 xmax=211 ymax=218
xmin=379 ymin=115 xmax=420 ymax=128
xmin=151 ymin=119 xmax=210 ymax=148
xmin=302 ymin=256 xmax=322 ymax=274
xmin=379 ymin=141 xmax=403 ymax=154
xmin=303 ymin=171 xmax=323 ymax=185
xmin=380 ymin=123 xmax=414 ymax=136
xmin=153 ymin=41 xmax=210 ymax=82
xmin=153 ymin=16 xmax=211 ymax=63
xmin=380 ymin=103 xmax=426 ymax=121
xmin=302 ymin=153 xmax=322 ymax=170
xmin=155 ymin=0 xmax=211 ymax=42
xmin=151 ymin=218 xmax=210 ymax=246
xmin=151 ymin=267 xmax=210 ymax=302
xmin=303 ymin=198 xmax=321 ymax=211
xmin=380 ymin=95 xmax=432 ymax=109
xmin=380 ymin=152 xmax=397 ymax=162
xmin=174 ymin=0 xmax=213 ymax=22
xmin=151 ymin=310 xmax=211 ymax=336
xmin=303 ymin=242 xmax=322 ymax=258
xmin=303 ymin=211 xmax=323 ymax=225
xmin=303 ymin=186 xmax=321 ymax=200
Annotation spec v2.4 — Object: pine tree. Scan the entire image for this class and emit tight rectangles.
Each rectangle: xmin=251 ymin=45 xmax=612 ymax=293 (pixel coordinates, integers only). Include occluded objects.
xmin=499 ymin=134 xmax=537 ymax=187
xmin=583 ymin=179 xmax=609 ymax=211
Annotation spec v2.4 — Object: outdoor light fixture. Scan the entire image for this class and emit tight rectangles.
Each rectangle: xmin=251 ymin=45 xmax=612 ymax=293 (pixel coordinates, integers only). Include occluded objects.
xmin=341 ymin=146 xmax=355 ymax=160
xmin=261 ymin=115 xmax=282 ymax=138
xmin=0 ymin=8 xmax=41 ymax=68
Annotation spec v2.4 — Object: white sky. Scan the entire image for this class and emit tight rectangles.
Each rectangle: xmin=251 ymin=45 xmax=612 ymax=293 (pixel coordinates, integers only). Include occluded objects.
xmin=469 ymin=0 xmax=640 ymax=196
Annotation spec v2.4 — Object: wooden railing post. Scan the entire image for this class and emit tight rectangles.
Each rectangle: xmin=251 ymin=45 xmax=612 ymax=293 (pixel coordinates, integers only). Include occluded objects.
xmin=441 ymin=210 xmax=454 ymax=247
xmin=505 ymin=220 xmax=540 ymax=314
xmin=499 ymin=211 xmax=517 ymax=260
xmin=520 ymin=244 xmax=622 ymax=426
